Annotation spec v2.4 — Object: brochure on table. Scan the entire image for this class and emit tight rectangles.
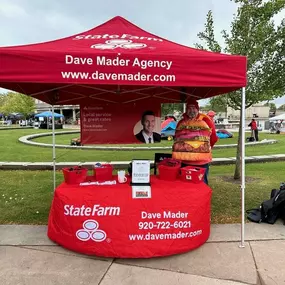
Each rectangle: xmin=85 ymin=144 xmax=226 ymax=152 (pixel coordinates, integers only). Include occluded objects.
xmin=131 ymin=159 xmax=151 ymax=198
xmin=132 ymin=185 xmax=151 ymax=199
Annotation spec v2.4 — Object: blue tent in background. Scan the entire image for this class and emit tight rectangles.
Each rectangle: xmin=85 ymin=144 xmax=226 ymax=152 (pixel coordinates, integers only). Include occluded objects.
xmin=217 ymin=129 xmax=233 ymax=139
xmin=35 ymin=111 xmax=64 ymax=118
xmin=161 ymin=121 xmax=177 ymax=138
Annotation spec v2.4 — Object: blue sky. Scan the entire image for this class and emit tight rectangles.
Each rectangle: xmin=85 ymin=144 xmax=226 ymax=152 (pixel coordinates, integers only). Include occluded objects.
xmin=0 ymin=0 xmax=284 ymax=106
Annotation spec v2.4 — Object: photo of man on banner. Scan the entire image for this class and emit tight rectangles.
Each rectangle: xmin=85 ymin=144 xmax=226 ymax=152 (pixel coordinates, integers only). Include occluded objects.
xmin=135 ymin=110 xmax=161 ymax=144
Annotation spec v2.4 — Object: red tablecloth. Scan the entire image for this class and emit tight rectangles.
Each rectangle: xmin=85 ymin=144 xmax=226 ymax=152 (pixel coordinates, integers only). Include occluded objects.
xmin=48 ymin=176 xmax=212 ymax=258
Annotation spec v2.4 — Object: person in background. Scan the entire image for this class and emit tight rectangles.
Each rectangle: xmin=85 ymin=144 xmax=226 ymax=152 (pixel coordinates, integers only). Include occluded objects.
xmin=135 ymin=110 xmax=161 ymax=143
xmin=172 ymin=99 xmax=218 ymax=184
xmin=207 ymin=110 xmax=216 ymax=122
xmin=248 ymin=119 xmax=258 ymax=141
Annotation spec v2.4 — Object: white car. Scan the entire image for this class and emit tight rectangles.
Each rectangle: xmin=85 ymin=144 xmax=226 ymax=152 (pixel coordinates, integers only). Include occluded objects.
xmin=19 ymin=120 xmax=27 ymax=126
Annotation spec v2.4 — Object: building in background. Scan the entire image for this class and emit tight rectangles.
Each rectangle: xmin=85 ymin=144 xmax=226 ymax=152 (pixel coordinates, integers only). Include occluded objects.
xmin=227 ymin=104 xmax=270 ymax=120
xmin=206 ymin=104 xmax=273 ymax=130
xmin=226 ymin=104 xmax=270 ymax=130
xmin=35 ymin=99 xmax=79 ymax=124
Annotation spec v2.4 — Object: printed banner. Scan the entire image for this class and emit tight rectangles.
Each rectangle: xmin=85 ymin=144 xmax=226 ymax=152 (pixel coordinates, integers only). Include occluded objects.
xmin=48 ymin=177 xmax=212 ymax=258
xmin=80 ymin=103 xmax=161 ymax=144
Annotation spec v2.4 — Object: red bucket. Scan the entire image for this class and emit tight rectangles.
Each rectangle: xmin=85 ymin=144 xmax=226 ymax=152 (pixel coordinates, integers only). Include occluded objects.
xmin=62 ymin=166 xmax=88 ymax=185
xmin=93 ymin=164 xmax=113 ymax=181
xmin=180 ymin=166 xmax=205 ymax=183
xmin=158 ymin=158 xmax=181 ymax=181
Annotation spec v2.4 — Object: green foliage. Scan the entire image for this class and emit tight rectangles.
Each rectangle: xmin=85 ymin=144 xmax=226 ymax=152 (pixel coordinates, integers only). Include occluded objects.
xmin=277 ymin=104 xmax=285 ymax=110
xmin=196 ymin=1 xmax=285 ymax=110
xmin=0 ymin=93 xmax=7 ymax=108
xmin=209 ymin=95 xmax=228 ymax=112
xmin=195 ymin=1 xmax=285 ymax=179
xmin=264 ymin=102 xmax=277 ymax=111
xmin=161 ymin=103 xmax=183 ymax=118
xmin=195 ymin=11 xmax=222 ymax=53
xmin=0 ymin=92 xmax=35 ymax=117
xmin=200 ymin=104 xmax=212 ymax=112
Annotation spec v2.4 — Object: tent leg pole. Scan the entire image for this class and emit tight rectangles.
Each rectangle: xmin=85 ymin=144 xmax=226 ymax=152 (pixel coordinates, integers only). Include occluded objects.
xmin=240 ymin=87 xmax=246 ymax=248
xmin=52 ymin=105 xmax=56 ymax=191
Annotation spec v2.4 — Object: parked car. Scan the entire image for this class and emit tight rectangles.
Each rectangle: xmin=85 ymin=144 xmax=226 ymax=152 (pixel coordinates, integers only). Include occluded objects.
xmin=19 ymin=120 xmax=27 ymax=126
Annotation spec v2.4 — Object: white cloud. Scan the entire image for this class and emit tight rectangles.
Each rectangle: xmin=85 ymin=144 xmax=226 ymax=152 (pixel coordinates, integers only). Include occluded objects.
xmin=0 ymin=0 xmax=238 ymax=47
xmin=0 ymin=2 xmax=27 ymax=18
xmin=43 ymin=12 xmax=87 ymax=38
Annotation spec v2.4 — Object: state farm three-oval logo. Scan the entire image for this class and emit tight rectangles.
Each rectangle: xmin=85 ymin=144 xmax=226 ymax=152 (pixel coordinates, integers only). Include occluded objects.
xmin=76 ymin=220 xmax=107 ymax=242
xmin=91 ymin=39 xmax=147 ymax=50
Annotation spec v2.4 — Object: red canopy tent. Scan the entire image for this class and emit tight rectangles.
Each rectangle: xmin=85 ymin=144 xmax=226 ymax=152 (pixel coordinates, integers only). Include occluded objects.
xmin=0 ymin=16 xmax=246 ymax=105
xmin=0 ymin=16 xmax=247 ymax=247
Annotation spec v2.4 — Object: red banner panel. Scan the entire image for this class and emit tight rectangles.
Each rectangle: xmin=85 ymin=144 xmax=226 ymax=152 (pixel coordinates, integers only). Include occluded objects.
xmin=80 ymin=103 xmax=161 ymax=144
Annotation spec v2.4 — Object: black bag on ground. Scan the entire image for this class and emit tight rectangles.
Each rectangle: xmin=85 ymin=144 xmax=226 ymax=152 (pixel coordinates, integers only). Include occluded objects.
xmin=246 ymin=137 xmax=255 ymax=142
xmin=247 ymin=184 xmax=285 ymax=225
xmin=246 ymin=207 xmax=262 ymax=223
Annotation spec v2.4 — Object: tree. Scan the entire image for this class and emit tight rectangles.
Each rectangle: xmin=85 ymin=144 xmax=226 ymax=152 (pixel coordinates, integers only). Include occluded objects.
xmin=0 ymin=94 xmax=7 ymax=120
xmin=209 ymin=95 xmax=228 ymax=113
xmin=0 ymin=93 xmax=7 ymax=108
xmin=195 ymin=1 xmax=285 ymax=179
xmin=200 ymin=104 xmax=212 ymax=112
xmin=0 ymin=92 xmax=35 ymax=117
xmin=278 ymin=104 xmax=285 ymax=111
xmin=264 ymin=102 xmax=277 ymax=111
xmin=161 ymin=103 xmax=183 ymax=118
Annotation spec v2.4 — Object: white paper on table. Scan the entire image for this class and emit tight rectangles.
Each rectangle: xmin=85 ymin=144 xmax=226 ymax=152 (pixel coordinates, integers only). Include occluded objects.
xmin=132 ymin=160 xmax=150 ymax=184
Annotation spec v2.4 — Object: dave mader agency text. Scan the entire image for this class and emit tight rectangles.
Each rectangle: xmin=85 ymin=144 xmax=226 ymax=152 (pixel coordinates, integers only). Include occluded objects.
xmin=65 ymin=55 xmax=173 ymax=70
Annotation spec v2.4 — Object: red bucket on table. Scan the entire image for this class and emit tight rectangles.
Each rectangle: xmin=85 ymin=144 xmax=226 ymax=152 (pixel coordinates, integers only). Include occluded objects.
xmin=158 ymin=158 xmax=181 ymax=181
xmin=93 ymin=164 xmax=113 ymax=181
xmin=180 ymin=166 xmax=205 ymax=183
xmin=62 ymin=166 xmax=88 ymax=184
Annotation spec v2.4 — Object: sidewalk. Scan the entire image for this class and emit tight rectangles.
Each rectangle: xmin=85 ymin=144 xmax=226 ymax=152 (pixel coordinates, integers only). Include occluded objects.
xmin=1 ymin=223 xmax=284 ymax=285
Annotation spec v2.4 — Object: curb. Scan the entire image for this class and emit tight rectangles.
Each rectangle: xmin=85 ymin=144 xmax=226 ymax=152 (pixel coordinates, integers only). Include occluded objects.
xmin=19 ymin=131 xmax=277 ymax=151
xmin=0 ymin=126 xmax=33 ymax=130
xmin=1 ymin=155 xmax=285 ymax=170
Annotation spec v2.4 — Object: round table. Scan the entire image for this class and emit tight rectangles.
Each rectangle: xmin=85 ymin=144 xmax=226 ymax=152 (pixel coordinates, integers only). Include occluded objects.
xmin=48 ymin=176 xmax=212 ymax=258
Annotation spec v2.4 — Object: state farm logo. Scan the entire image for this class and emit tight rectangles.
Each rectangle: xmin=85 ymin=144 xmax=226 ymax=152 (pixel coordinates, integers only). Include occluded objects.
xmin=91 ymin=39 xmax=147 ymax=50
xmin=76 ymin=220 xmax=106 ymax=242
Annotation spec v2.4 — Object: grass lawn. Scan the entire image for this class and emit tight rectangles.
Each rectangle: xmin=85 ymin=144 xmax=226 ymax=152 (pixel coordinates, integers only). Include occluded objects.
xmin=0 ymin=129 xmax=284 ymax=162
xmin=0 ymin=161 xmax=283 ymax=224
xmin=0 ymin=129 xmax=284 ymax=225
